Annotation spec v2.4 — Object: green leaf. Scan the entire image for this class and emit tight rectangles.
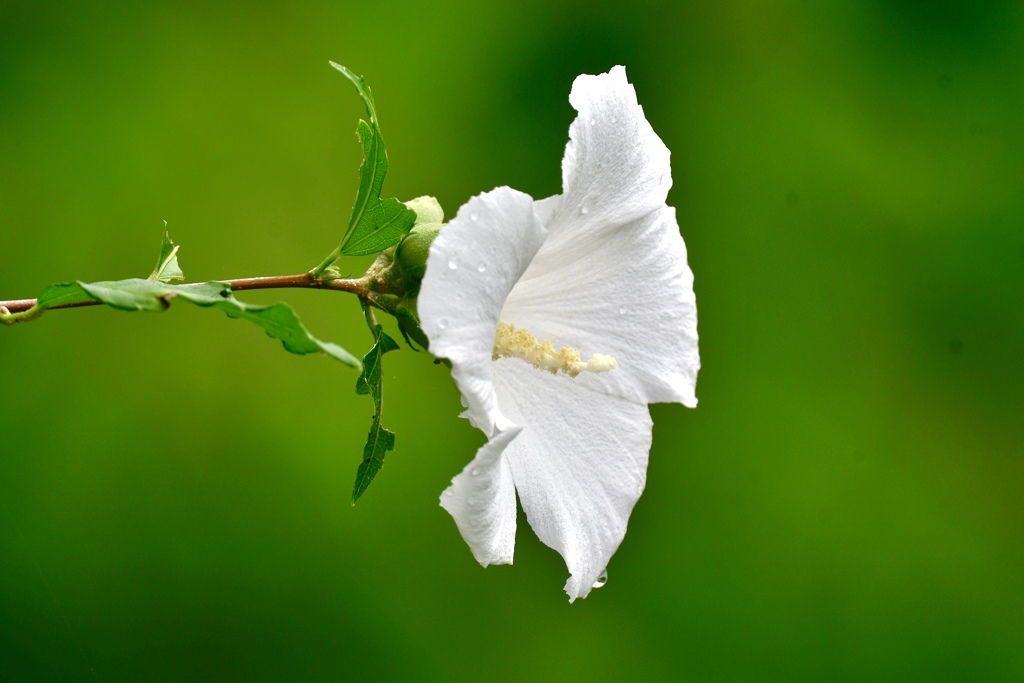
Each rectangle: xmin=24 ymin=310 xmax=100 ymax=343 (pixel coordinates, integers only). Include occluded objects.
xmin=2 ymin=282 xmax=96 ymax=324
xmin=352 ymin=422 xmax=395 ymax=505
xmin=330 ymin=62 xmax=416 ymax=257
xmin=212 ymin=295 xmax=359 ymax=366
xmin=18 ymin=277 xmax=359 ymax=366
xmin=149 ymin=224 xmax=184 ymax=282
xmin=355 ymin=324 xmax=400 ymax=409
xmin=351 ymin=324 xmax=400 ymax=503
xmin=79 ymin=279 xmax=225 ymax=311
xmin=36 ymin=282 xmax=96 ymax=309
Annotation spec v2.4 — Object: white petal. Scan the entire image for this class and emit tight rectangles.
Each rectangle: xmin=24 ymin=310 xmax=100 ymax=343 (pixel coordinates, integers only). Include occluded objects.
xmin=440 ymin=427 xmax=521 ymax=567
xmin=533 ymin=194 xmax=562 ymax=226
xmin=419 ymin=187 xmax=547 ymax=436
xmin=546 ymin=65 xmax=673 ymax=251
xmin=492 ymin=360 xmax=653 ymax=602
xmin=502 ymin=205 xmax=699 ymax=407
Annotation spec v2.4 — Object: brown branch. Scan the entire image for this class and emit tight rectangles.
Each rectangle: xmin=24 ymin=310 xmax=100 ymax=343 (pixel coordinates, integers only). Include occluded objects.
xmin=0 ymin=273 xmax=371 ymax=316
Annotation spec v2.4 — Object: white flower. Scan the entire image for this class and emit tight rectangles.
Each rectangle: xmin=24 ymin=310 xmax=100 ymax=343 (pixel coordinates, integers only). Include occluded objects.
xmin=418 ymin=66 xmax=699 ymax=601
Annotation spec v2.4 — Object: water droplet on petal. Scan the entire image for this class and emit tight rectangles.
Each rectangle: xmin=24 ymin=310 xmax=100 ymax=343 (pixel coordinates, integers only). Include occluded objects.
xmin=470 ymin=467 xmax=482 ymax=476
xmin=592 ymin=569 xmax=608 ymax=588
xmin=448 ymin=256 xmax=459 ymax=270
xmin=470 ymin=212 xmax=479 ymax=222
xmin=477 ymin=262 xmax=487 ymax=273
xmin=588 ymin=117 xmax=596 ymax=126
xmin=579 ymin=206 xmax=589 ymax=215
xmin=437 ymin=318 xmax=449 ymax=329
xmin=618 ymin=305 xmax=628 ymax=315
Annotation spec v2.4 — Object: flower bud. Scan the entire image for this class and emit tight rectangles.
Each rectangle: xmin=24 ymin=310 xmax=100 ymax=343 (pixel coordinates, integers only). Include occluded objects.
xmin=396 ymin=222 xmax=442 ymax=280
xmin=404 ymin=196 xmax=444 ymax=226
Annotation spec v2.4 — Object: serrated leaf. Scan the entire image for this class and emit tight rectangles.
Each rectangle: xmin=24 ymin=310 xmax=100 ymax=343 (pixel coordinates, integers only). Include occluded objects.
xmin=351 ymin=324 xmax=400 ymax=503
xmin=212 ymin=296 xmax=359 ymax=365
xmin=351 ymin=422 xmax=395 ymax=504
xmin=330 ymin=62 xmax=416 ymax=257
xmin=355 ymin=325 xmax=400 ymax=409
xmin=23 ymin=277 xmax=359 ymax=366
xmin=149 ymin=224 xmax=184 ymax=282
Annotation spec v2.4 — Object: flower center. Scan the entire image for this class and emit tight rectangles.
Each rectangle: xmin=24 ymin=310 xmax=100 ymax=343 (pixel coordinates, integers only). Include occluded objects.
xmin=492 ymin=322 xmax=617 ymax=378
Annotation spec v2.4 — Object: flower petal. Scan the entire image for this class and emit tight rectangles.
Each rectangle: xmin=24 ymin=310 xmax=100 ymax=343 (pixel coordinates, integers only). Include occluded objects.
xmin=491 ymin=360 xmax=653 ymax=602
xmin=545 ymin=65 xmax=673 ymax=251
xmin=440 ymin=426 xmax=521 ymax=566
xmin=419 ymin=187 xmax=547 ymax=436
xmin=502 ymin=205 xmax=699 ymax=407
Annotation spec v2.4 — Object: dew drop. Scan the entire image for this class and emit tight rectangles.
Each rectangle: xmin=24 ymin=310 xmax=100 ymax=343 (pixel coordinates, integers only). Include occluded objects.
xmin=618 ymin=305 xmax=628 ymax=315
xmin=588 ymin=117 xmax=596 ymax=126
xmin=448 ymin=256 xmax=460 ymax=270
xmin=477 ymin=262 xmax=487 ymax=273
xmin=470 ymin=467 xmax=482 ymax=476
xmin=437 ymin=317 xmax=449 ymax=329
xmin=592 ymin=569 xmax=608 ymax=588
xmin=579 ymin=206 xmax=589 ymax=215
xmin=470 ymin=212 xmax=479 ymax=222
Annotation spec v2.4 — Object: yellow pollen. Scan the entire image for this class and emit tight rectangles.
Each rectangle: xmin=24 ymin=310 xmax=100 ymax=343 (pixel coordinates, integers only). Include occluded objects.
xmin=492 ymin=322 xmax=617 ymax=377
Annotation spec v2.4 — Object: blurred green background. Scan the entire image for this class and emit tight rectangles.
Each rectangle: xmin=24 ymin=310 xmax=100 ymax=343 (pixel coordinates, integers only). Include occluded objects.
xmin=2 ymin=1 xmax=1023 ymax=680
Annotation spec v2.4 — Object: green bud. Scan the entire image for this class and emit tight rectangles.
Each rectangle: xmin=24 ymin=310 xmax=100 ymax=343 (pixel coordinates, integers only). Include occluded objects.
xmin=396 ymin=222 xmax=442 ymax=280
xmin=405 ymin=196 xmax=444 ymax=226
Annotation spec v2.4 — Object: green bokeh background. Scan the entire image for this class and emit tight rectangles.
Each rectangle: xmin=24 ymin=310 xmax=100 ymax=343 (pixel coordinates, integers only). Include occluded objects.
xmin=2 ymin=1 xmax=1022 ymax=680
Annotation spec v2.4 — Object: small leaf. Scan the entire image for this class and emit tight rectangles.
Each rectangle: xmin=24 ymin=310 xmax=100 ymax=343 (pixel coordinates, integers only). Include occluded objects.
xmin=149 ymin=224 xmax=184 ymax=282
xmin=79 ymin=279 xmax=225 ymax=311
xmin=355 ymin=325 xmax=400 ymax=409
xmin=351 ymin=324 xmax=400 ymax=503
xmin=77 ymin=279 xmax=209 ymax=311
xmin=36 ymin=282 xmax=96 ymax=309
xmin=330 ymin=62 xmax=416 ymax=257
xmin=1 ymin=282 xmax=96 ymax=325
xmin=352 ymin=422 xmax=395 ymax=504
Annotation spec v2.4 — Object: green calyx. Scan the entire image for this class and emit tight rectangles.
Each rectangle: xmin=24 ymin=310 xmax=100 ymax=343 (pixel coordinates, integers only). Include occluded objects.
xmin=396 ymin=223 xmax=442 ymax=280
